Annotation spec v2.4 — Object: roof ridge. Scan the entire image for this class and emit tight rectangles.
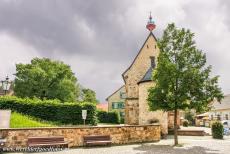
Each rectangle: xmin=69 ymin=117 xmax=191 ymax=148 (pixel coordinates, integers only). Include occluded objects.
xmin=122 ymin=32 xmax=157 ymax=82
xmin=105 ymin=85 xmax=125 ymax=101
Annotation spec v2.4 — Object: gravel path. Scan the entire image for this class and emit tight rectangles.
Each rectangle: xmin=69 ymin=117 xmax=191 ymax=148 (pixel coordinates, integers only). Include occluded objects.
xmin=5 ymin=136 xmax=230 ymax=154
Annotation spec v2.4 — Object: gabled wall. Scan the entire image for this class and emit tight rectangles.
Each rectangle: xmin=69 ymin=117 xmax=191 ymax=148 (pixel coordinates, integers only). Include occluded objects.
xmin=107 ymin=86 xmax=126 ymax=118
xmin=123 ymin=33 xmax=159 ymax=124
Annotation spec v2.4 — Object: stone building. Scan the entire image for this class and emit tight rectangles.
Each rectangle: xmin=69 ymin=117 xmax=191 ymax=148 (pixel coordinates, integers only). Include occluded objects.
xmin=122 ymin=15 xmax=181 ymax=134
xmin=107 ymin=15 xmax=180 ymax=134
xmin=106 ymin=85 xmax=126 ymax=120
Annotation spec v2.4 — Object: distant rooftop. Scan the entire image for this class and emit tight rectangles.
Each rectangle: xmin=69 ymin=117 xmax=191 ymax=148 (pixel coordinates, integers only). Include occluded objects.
xmin=211 ymin=94 xmax=230 ymax=110
xmin=96 ymin=103 xmax=108 ymax=112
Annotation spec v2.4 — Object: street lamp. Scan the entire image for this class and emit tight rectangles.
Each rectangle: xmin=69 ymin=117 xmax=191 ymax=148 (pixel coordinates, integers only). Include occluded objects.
xmin=1 ymin=76 xmax=11 ymax=95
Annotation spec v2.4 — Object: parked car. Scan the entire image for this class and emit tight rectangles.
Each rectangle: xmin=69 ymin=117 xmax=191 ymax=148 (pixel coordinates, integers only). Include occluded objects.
xmin=221 ymin=120 xmax=230 ymax=128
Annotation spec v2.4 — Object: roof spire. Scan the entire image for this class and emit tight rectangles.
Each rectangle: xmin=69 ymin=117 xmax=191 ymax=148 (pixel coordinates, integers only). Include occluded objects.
xmin=146 ymin=12 xmax=156 ymax=32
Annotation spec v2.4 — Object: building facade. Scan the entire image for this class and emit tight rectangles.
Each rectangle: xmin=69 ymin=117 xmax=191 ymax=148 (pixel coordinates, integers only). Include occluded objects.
xmin=195 ymin=94 xmax=230 ymax=127
xmin=209 ymin=94 xmax=230 ymax=121
xmin=107 ymin=16 xmax=180 ymax=134
xmin=106 ymin=85 xmax=126 ymax=119
xmin=122 ymin=31 xmax=169 ymax=134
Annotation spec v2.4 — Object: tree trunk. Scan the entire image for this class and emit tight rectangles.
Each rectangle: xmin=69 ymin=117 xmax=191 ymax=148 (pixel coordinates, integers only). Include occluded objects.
xmin=174 ymin=108 xmax=178 ymax=145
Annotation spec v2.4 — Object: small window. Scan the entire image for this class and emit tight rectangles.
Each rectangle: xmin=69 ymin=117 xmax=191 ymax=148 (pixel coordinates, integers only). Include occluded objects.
xmin=118 ymin=102 xmax=125 ymax=109
xmin=150 ymin=56 xmax=155 ymax=68
xmin=225 ymin=114 xmax=229 ymax=120
xmin=118 ymin=103 xmax=121 ymax=109
xmin=119 ymin=102 xmax=124 ymax=109
xmin=155 ymin=45 xmax=157 ymax=49
xmin=217 ymin=114 xmax=221 ymax=120
xmin=112 ymin=102 xmax=118 ymax=109
xmin=120 ymin=92 xmax=126 ymax=99
xmin=147 ymin=45 xmax=149 ymax=49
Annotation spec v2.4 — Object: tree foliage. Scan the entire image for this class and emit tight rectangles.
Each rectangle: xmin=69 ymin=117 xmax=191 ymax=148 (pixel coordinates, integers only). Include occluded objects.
xmin=82 ymin=88 xmax=98 ymax=104
xmin=184 ymin=110 xmax=195 ymax=125
xmin=14 ymin=58 xmax=79 ymax=102
xmin=147 ymin=23 xmax=223 ymax=145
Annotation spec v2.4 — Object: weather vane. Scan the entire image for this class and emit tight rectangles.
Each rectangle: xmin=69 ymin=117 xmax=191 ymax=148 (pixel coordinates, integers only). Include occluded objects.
xmin=146 ymin=12 xmax=156 ymax=32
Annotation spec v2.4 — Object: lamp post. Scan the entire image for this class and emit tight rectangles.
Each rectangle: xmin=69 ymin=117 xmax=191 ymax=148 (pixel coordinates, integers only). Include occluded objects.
xmin=1 ymin=76 xmax=11 ymax=95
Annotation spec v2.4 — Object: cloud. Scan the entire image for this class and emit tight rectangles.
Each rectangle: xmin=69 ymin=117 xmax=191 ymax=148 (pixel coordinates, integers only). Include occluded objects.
xmin=0 ymin=0 xmax=229 ymax=101
xmin=0 ymin=32 xmax=40 ymax=80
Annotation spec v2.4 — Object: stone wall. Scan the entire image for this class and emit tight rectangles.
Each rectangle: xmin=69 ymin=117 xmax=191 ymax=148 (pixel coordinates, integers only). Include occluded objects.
xmin=0 ymin=124 xmax=160 ymax=148
xmin=125 ymin=99 xmax=139 ymax=124
xmin=138 ymin=81 xmax=168 ymax=134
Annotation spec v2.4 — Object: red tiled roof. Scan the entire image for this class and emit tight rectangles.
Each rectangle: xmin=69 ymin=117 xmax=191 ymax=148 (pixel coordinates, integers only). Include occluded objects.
xmin=96 ymin=103 xmax=108 ymax=112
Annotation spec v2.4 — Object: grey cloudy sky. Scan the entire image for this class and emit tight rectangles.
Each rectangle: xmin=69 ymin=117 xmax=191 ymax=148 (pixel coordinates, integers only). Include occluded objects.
xmin=0 ymin=0 xmax=229 ymax=102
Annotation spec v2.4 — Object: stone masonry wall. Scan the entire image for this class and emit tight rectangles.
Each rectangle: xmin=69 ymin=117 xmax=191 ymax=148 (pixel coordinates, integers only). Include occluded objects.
xmin=0 ymin=124 xmax=160 ymax=148
xmin=138 ymin=81 xmax=168 ymax=134
xmin=123 ymin=33 xmax=160 ymax=125
xmin=125 ymin=99 xmax=139 ymax=124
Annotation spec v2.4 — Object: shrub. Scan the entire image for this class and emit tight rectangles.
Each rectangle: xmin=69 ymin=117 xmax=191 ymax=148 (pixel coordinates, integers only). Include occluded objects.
xmin=97 ymin=110 xmax=108 ymax=123
xmin=0 ymin=96 xmax=97 ymax=125
xmin=212 ymin=121 xmax=224 ymax=139
xmin=120 ymin=117 xmax=125 ymax=124
xmin=183 ymin=120 xmax=189 ymax=127
xmin=97 ymin=110 xmax=120 ymax=124
xmin=184 ymin=111 xmax=195 ymax=125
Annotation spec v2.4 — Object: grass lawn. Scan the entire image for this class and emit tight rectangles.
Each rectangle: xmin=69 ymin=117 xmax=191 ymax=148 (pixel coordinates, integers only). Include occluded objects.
xmin=98 ymin=123 xmax=123 ymax=126
xmin=10 ymin=112 xmax=56 ymax=128
xmin=9 ymin=112 xmax=121 ymax=128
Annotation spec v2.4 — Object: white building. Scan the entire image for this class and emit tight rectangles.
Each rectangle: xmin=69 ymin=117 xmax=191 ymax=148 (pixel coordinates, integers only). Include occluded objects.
xmin=209 ymin=94 xmax=230 ymax=121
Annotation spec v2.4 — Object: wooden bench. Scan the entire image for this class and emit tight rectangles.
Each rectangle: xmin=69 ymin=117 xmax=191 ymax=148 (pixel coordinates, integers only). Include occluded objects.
xmin=178 ymin=130 xmax=205 ymax=136
xmin=28 ymin=136 xmax=68 ymax=148
xmin=83 ymin=135 xmax=112 ymax=146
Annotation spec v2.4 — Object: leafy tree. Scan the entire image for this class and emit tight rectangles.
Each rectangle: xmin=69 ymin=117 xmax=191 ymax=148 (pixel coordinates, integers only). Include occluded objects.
xmin=184 ymin=110 xmax=195 ymax=125
xmin=147 ymin=23 xmax=223 ymax=145
xmin=82 ymin=88 xmax=98 ymax=104
xmin=14 ymin=58 xmax=79 ymax=102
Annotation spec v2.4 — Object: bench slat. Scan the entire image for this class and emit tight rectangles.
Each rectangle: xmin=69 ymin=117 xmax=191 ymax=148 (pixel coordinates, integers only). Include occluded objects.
xmin=86 ymin=141 xmax=112 ymax=143
xmin=83 ymin=135 xmax=111 ymax=146
xmin=27 ymin=136 xmax=68 ymax=148
xmin=29 ymin=143 xmax=68 ymax=146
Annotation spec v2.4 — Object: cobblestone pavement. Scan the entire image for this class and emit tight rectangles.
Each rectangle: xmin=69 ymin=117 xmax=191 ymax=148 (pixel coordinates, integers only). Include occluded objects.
xmin=6 ymin=136 xmax=230 ymax=154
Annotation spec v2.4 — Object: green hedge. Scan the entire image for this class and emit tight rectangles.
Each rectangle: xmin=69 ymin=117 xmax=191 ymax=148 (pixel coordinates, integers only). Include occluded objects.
xmin=212 ymin=121 xmax=224 ymax=139
xmin=97 ymin=110 xmax=120 ymax=124
xmin=0 ymin=96 xmax=97 ymax=125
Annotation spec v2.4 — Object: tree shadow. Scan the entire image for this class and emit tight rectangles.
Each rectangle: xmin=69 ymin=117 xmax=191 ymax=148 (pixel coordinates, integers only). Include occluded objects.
xmin=133 ymin=144 xmax=220 ymax=154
